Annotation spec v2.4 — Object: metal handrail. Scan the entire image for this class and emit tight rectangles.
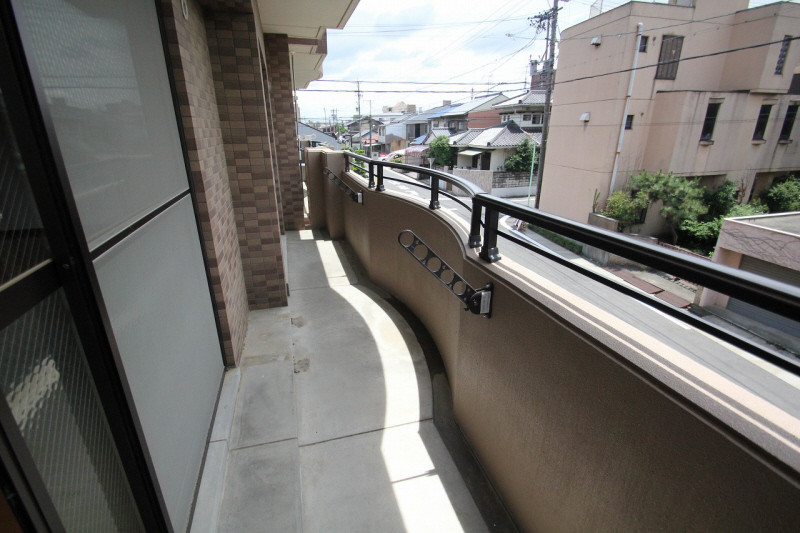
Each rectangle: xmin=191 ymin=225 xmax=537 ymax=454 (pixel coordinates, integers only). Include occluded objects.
xmin=336 ymin=150 xmax=800 ymax=370
xmin=471 ymin=194 xmax=800 ymax=322
xmin=344 ymin=150 xmax=485 ymax=198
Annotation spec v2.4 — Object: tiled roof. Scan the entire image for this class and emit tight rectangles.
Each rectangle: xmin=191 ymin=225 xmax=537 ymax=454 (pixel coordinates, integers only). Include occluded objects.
xmin=449 ymin=129 xmax=485 ymax=146
xmin=493 ymin=90 xmax=547 ymax=108
xmin=426 ymin=104 xmax=463 ymax=119
xmin=405 ymin=104 xmax=453 ymax=123
xmin=441 ymin=93 xmax=505 ymax=116
xmin=428 ymin=128 xmax=452 ymax=139
xmin=457 ymin=121 xmax=536 ymax=148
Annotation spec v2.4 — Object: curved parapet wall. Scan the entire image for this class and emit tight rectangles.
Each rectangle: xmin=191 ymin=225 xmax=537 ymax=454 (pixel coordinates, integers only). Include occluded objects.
xmin=304 ymin=148 xmax=800 ymax=532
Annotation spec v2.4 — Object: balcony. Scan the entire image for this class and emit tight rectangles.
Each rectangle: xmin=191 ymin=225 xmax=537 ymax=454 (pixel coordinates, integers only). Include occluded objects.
xmin=188 ymin=149 xmax=800 ymax=531
xmin=191 ymin=230 xmax=499 ymax=531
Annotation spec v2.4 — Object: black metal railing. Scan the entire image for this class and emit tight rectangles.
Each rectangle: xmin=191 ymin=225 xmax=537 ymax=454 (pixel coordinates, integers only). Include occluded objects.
xmin=324 ymin=166 xmax=363 ymax=204
xmin=338 ymin=151 xmax=800 ymax=375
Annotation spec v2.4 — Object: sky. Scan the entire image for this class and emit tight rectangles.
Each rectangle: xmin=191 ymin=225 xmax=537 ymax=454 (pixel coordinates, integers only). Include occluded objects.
xmin=295 ymin=0 xmax=790 ymax=124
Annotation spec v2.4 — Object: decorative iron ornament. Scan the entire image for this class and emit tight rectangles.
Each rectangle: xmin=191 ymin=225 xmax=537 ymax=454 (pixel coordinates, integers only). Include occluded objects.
xmin=398 ymin=230 xmax=492 ymax=317
xmin=323 ymin=167 xmax=363 ymax=204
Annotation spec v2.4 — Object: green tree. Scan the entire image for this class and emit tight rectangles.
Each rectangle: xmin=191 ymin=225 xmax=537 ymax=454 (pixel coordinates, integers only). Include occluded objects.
xmin=337 ymin=123 xmax=348 ymax=135
xmin=679 ymin=201 xmax=768 ymax=255
xmin=504 ymin=138 xmax=537 ymax=172
xmin=629 ymin=170 xmax=707 ymax=243
xmin=603 ymin=190 xmax=649 ymax=231
xmin=429 ymin=135 xmax=453 ymax=167
xmin=701 ymin=180 xmax=739 ymax=221
xmin=762 ymin=175 xmax=800 ymax=213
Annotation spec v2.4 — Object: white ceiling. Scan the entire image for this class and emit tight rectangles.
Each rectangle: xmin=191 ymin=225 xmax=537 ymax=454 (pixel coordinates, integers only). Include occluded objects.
xmin=256 ymin=0 xmax=359 ymax=88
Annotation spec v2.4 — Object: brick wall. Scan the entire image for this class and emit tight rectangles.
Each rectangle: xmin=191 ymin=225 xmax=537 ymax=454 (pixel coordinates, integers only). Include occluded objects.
xmin=161 ymin=0 xmax=249 ymax=366
xmin=468 ymin=110 xmax=503 ymax=129
xmin=206 ymin=10 xmax=288 ymax=309
xmin=264 ymin=33 xmax=305 ymax=230
xmin=493 ymin=171 xmax=537 ymax=188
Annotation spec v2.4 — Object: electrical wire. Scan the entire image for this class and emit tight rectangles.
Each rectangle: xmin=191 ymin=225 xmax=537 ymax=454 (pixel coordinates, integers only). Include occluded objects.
xmin=312 ymin=80 xmax=528 ymax=86
xmin=559 ymin=1 xmax=800 ymax=41
xmin=553 ymin=35 xmax=800 ymax=87
xmin=298 ymin=89 xmax=513 ymax=94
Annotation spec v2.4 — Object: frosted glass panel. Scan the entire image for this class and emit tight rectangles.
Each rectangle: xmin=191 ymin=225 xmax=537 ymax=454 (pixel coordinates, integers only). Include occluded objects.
xmin=19 ymin=0 xmax=188 ymax=250
xmin=0 ymin=87 xmax=51 ymax=284
xmin=94 ymin=197 xmax=223 ymax=532
xmin=0 ymin=290 xmax=144 ymax=532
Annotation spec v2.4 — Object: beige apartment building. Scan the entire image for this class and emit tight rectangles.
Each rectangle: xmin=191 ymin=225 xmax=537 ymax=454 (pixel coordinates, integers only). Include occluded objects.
xmin=540 ymin=0 xmax=800 ymax=232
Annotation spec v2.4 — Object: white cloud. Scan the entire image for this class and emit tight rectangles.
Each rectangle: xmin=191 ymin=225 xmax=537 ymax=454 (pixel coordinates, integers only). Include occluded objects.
xmin=296 ymin=0 xmax=783 ymax=122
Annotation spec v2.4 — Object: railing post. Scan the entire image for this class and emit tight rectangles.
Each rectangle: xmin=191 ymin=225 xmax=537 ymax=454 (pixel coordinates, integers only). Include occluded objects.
xmin=376 ymin=163 xmax=385 ymax=191
xmin=368 ymin=160 xmax=375 ymax=188
xmin=469 ymin=199 xmax=482 ymax=248
xmin=344 ymin=153 xmax=350 ymax=172
xmin=429 ymin=174 xmax=440 ymax=210
xmin=479 ymin=206 xmax=501 ymax=263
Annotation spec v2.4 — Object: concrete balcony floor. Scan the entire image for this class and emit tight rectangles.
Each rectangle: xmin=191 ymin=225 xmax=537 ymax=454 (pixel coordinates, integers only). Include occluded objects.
xmin=190 ymin=230 xmax=489 ymax=532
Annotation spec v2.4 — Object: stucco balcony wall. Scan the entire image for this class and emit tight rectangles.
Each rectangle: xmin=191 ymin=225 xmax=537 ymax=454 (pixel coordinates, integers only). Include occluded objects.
xmin=306 ymin=148 xmax=800 ymax=532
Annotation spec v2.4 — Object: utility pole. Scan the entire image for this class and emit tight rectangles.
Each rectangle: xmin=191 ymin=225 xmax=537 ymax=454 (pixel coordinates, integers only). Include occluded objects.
xmin=369 ymin=100 xmax=373 ymax=157
xmin=534 ymin=0 xmax=558 ymax=210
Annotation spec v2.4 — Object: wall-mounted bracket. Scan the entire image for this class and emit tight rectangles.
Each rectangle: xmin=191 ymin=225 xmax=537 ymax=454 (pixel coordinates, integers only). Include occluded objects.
xmin=324 ymin=167 xmax=363 ymax=204
xmin=398 ymin=230 xmax=492 ymax=317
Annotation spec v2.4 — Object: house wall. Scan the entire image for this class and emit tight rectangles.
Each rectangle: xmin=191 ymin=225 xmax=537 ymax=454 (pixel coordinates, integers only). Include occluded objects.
xmin=642 ymin=91 xmax=800 ymax=201
xmin=468 ymin=110 xmax=502 ymax=129
xmin=264 ymin=33 xmax=305 ymax=231
xmin=161 ymin=0 xmax=249 ymax=365
xmin=499 ymin=110 xmax=543 ymax=128
xmin=206 ymin=10 xmax=288 ymax=309
xmin=540 ymin=0 xmax=800 ymax=227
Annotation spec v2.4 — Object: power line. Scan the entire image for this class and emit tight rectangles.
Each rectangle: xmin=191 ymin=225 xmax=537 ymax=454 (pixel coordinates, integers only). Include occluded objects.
xmin=554 ymin=5 xmax=800 ymax=74
xmin=298 ymin=89 xmax=511 ymax=94
xmin=312 ymin=80 xmax=527 ymax=86
xmin=343 ymin=16 xmax=532 ymax=28
xmin=553 ymin=35 xmax=800 ymax=87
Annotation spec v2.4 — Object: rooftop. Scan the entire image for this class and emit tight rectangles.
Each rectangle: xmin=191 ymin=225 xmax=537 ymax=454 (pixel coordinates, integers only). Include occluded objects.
xmin=441 ymin=93 xmax=506 ymax=116
xmin=493 ymin=90 xmax=547 ymax=108
xmin=734 ymin=212 xmax=800 ymax=236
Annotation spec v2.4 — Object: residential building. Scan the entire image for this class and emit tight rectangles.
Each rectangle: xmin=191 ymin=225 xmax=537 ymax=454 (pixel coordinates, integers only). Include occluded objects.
xmin=493 ymin=89 xmax=547 ymax=132
xmin=451 ymin=122 xmax=538 ymax=171
xmin=701 ymin=211 xmax=800 ymax=343
xmin=2 ymin=0 xmax=800 ymax=532
xmin=426 ymin=101 xmax=462 ymax=130
xmin=437 ymin=93 xmax=508 ymax=132
xmin=382 ymin=100 xmax=416 ymax=113
xmin=539 ymin=0 xmax=800 ymax=234
xmin=298 ymin=121 xmax=341 ymax=150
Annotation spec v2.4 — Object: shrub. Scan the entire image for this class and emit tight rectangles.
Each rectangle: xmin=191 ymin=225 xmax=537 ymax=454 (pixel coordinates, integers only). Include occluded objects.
xmin=701 ymin=180 xmax=739 ymax=221
xmin=504 ymin=138 xmax=537 ymax=172
xmin=678 ymin=201 xmax=767 ymax=254
xmin=763 ymin=176 xmax=800 ymax=213
xmin=629 ymin=170 xmax=707 ymax=243
xmin=429 ymin=135 xmax=453 ymax=167
xmin=603 ymin=190 xmax=649 ymax=231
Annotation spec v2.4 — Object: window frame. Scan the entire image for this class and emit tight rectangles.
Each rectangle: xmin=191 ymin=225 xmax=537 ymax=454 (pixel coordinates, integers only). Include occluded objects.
xmin=522 ymin=114 xmax=532 ymax=122
xmin=639 ymin=35 xmax=648 ymax=53
xmin=700 ymin=102 xmax=721 ymax=141
xmin=779 ymin=103 xmax=798 ymax=141
xmin=775 ymin=35 xmax=791 ymax=75
xmin=655 ymin=34 xmax=684 ymax=80
xmin=625 ymin=115 xmax=634 ymax=130
xmin=753 ymin=104 xmax=773 ymax=141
